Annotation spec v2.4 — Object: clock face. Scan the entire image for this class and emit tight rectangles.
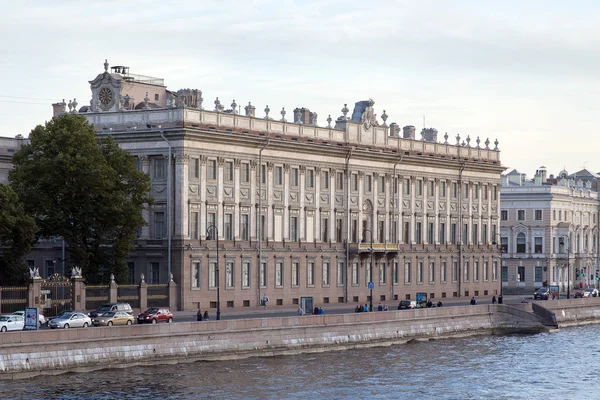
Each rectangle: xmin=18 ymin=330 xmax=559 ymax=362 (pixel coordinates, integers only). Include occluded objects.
xmin=99 ymin=87 xmax=113 ymax=105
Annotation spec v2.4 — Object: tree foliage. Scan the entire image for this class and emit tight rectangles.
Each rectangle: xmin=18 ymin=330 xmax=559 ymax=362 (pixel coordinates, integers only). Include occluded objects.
xmin=9 ymin=114 xmax=152 ymax=284
xmin=0 ymin=183 xmax=37 ymax=284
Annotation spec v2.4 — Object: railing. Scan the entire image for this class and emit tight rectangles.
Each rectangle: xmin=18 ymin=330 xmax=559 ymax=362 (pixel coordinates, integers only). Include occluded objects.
xmin=0 ymin=286 xmax=28 ymax=314
xmin=147 ymin=284 xmax=169 ymax=308
xmin=85 ymin=285 xmax=110 ymax=311
xmin=117 ymin=285 xmax=140 ymax=309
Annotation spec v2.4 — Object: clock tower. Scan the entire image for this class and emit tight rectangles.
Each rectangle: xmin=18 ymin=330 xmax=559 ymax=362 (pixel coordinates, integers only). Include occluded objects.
xmin=88 ymin=59 xmax=123 ymax=112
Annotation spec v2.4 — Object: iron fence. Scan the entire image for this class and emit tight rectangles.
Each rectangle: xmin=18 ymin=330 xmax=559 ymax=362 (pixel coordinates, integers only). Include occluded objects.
xmin=147 ymin=284 xmax=169 ymax=308
xmin=85 ymin=285 xmax=110 ymax=311
xmin=0 ymin=286 xmax=28 ymax=314
xmin=117 ymin=285 xmax=140 ymax=309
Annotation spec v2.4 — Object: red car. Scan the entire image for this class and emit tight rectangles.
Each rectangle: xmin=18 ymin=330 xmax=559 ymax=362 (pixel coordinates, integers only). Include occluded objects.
xmin=137 ymin=308 xmax=173 ymax=324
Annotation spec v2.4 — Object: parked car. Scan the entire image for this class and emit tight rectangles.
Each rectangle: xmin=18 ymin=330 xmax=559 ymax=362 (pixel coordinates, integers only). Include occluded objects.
xmin=92 ymin=311 xmax=135 ymax=327
xmin=574 ymin=291 xmax=585 ymax=299
xmin=49 ymin=312 xmax=92 ymax=329
xmin=88 ymin=303 xmax=133 ymax=318
xmin=398 ymin=300 xmax=418 ymax=310
xmin=583 ymin=288 xmax=599 ymax=298
xmin=533 ymin=287 xmax=551 ymax=300
xmin=12 ymin=310 xmax=46 ymax=327
xmin=0 ymin=315 xmax=24 ymax=332
xmin=137 ymin=308 xmax=174 ymax=324
xmin=47 ymin=310 xmax=75 ymax=324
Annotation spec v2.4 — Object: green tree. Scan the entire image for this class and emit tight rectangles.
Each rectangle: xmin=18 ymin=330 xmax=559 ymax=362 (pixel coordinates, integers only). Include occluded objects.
xmin=9 ymin=114 xmax=152 ymax=284
xmin=0 ymin=183 xmax=37 ymax=284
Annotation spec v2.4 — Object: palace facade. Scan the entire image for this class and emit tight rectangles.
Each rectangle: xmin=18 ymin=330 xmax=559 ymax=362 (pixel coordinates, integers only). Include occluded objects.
xmin=11 ymin=61 xmax=505 ymax=310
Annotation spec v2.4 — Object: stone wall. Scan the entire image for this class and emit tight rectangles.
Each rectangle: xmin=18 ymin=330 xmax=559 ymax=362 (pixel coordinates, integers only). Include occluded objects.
xmin=535 ymin=298 xmax=600 ymax=327
xmin=0 ymin=305 xmax=543 ymax=380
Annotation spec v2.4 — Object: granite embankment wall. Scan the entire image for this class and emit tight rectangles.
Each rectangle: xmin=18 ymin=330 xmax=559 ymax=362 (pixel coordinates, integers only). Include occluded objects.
xmin=0 ymin=305 xmax=548 ymax=380
xmin=538 ymin=298 xmax=600 ymax=327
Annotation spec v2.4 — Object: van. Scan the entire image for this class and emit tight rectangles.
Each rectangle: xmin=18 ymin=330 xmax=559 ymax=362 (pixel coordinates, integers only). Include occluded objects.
xmin=88 ymin=303 xmax=133 ymax=318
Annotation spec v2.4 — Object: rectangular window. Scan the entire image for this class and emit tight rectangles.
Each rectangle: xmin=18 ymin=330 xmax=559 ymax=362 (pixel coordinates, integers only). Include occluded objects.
xmin=428 ymin=180 xmax=434 ymax=197
xmin=336 ymin=172 xmax=344 ymax=190
xmin=260 ymin=214 xmax=266 ymax=241
xmin=518 ymin=266 xmax=525 ymax=283
xmin=241 ymin=163 xmax=250 ymax=183
xmin=441 ymin=261 xmax=447 ymax=282
xmin=290 ymin=216 xmax=298 ymax=241
xmin=306 ymin=169 xmax=314 ymax=188
xmin=307 ymin=261 xmax=315 ymax=286
xmin=378 ymin=176 xmax=385 ymax=194
xmin=417 ymin=261 xmax=423 ymax=283
xmin=153 ymin=157 xmax=166 ymax=180
xmin=404 ymin=179 xmax=411 ymax=195
xmin=463 ymin=224 xmax=468 ymax=245
xmin=336 ymin=219 xmax=343 ymax=242
xmin=472 ymin=224 xmax=478 ymax=244
xmin=559 ymin=210 xmax=562 ymax=221
xmin=321 ymin=170 xmax=329 ymax=189
xmin=483 ymin=261 xmax=489 ymax=281
xmin=404 ymin=261 xmax=411 ymax=284
xmin=322 ymin=262 xmax=330 ymax=286
xmin=154 ymin=212 xmax=165 ymax=239
xmin=190 ymin=158 xmax=199 ymax=179
xmin=452 ymin=182 xmax=458 ymax=198
xmin=393 ymin=261 xmax=399 ymax=284
xmin=378 ymin=220 xmax=384 ymax=242
xmin=493 ymin=186 xmax=498 ymax=201
xmin=474 ymin=261 xmax=479 ymax=281
xmin=260 ymin=164 xmax=266 ymax=184
xmin=428 ymin=222 xmax=434 ymax=244
xmin=366 ymin=175 xmax=372 ymax=192
xmin=535 ymin=237 xmax=543 ymax=254
xmin=535 ymin=266 xmax=543 ymax=282
xmin=240 ymin=214 xmax=249 ymax=240
xmin=321 ymin=218 xmax=329 ymax=241
xmin=452 ymin=261 xmax=458 ymax=283
xmin=291 ymin=261 xmax=299 ymax=287
xmin=484 ymin=185 xmax=488 ymax=200
xmin=379 ymin=262 xmax=386 ymax=284
xmin=482 ymin=224 xmax=488 ymax=244
xmin=225 ymin=161 xmax=233 ymax=182
xmin=242 ymin=262 xmax=250 ymax=288
xmin=501 ymin=236 xmax=508 ymax=253
xmin=391 ymin=220 xmax=397 ymax=243
xmin=517 ymin=210 xmax=525 ymax=221
xmin=208 ymin=261 xmax=217 ymax=288
xmin=192 ymin=261 xmax=201 ymax=289
xmin=224 ymin=214 xmax=233 ymax=240
xmin=404 ymin=222 xmax=410 ymax=244
xmin=501 ymin=210 xmax=508 ymax=221
xmin=429 ymin=261 xmax=435 ymax=283
xmin=440 ymin=181 xmax=446 ymax=197
xmin=474 ymin=184 xmax=479 ymax=199
xmin=440 ymin=223 xmax=446 ymax=244
xmin=352 ymin=174 xmax=358 ymax=191
xmin=416 ymin=180 xmax=423 ymax=196
xmin=415 ymin=222 xmax=422 ymax=244
xmin=260 ymin=262 xmax=267 ymax=287
xmin=208 ymin=159 xmax=217 ymax=180
xmin=463 ymin=183 xmax=469 ymax=198
xmin=552 ymin=210 xmax=556 ymax=220
xmin=502 ymin=265 xmax=508 ymax=282
xmin=290 ymin=168 xmax=299 ymax=187
xmin=207 ymin=212 xmax=216 ymax=232
xmin=150 ymin=262 xmax=160 ymax=284
xmin=493 ymin=261 xmax=498 ymax=281
xmin=535 ymin=210 xmax=542 ymax=221
xmin=451 ymin=223 xmax=457 ymax=245
xmin=190 ymin=211 xmax=198 ymax=240
xmin=275 ymin=261 xmax=283 ymax=287
xmin=464 ymin=261 xmax=470 ymax=282
xmin=337 ymin=262 xmax=344 ymax=285
xmin=352 ymin=219 xmax=358 ymax=243
xmin=352 ymin=262 xmax=359 ymax=285
xmin=226 ymin=261 xmax=234 ymax=288
xmin=274 ymin=166 xmax=283 ymax=185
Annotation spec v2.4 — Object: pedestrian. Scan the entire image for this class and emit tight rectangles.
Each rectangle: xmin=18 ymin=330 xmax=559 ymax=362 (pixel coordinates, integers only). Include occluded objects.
xmin=317 ymin=307 xmax=324 ymax=315
xmin=358 ymin=304 xmax=364 ymax=313
xmin=363 ymin=304 xmax=368 ymax=312
xmin=470 ymin=297 xmax=477 ymax=305
xmin=492 ymin=295 xmax=497 ymax=304
xmin=203 ymin=310 xmax=209 ymax=321
xmin=383 ymin=304 xmax=388 ymax=311
xmin=355 ymin=305 xmax=361 ymax=313
xmin=437 ymin=301 xmax=443 ymax=307
xmin=297 ymin=306 xmax=304 ymax=316
xmin=262 ymin=294 xmax=269 ymax=310
xmin=498 ymin=294 xmax=503 ymax=304
xmin=426 ymin=299 xmax=433 ymax=308
xmin=377 ymin=303 xmax=383 ymax=312
xmin=313 ymin=306 xmax=319 ymax=315
xmin=196 ymin=308 xmax=203 ymax=321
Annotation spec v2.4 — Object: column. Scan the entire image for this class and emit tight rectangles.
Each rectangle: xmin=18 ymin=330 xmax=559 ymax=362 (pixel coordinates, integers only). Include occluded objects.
xmin=140 ymin=156 xmax=151 ymax=239
xmin=299 ymin=166 xmax=306 ymax=240
xmin=315 ymin=167 xmax=321 ymax=241
xmin=250 ymin=160 xmax=257 ymax=239
xmin=234 ymin=159 xmax=241 ymax=239
xmin=267 ymin=162 xmax=274 ymax=240
xmin=373 ymin=172 xmax=379 ymax=241
xmin=397 ymin=175 xmax=403 ymax=243
xmin=283 ymin=164 xmax=290 ymax=240
xmin=329 ymin=168 xmax=335 ymax=242
xmin=384 ymin=173 xmax=391 ymax=243
xmin=174 ymin=153 xmax=189 ymax=238
xmin=357 ymin=171 xmax=364 ymax=238
xmin=200 ymin=156 xmax=207 ymax=239
xmin=410 ymin=176 xmax=416 ymax=244
xmin=217 ymin=157 xmax=224 ymax=239
xmin=434 ymin=178 xmax=440 ymax=244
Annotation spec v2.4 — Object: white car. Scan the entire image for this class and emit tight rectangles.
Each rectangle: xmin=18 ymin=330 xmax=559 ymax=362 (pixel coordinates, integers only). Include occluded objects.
xmin=12 ymin=310 xmax=47 ymax=327
xmin=48 ymin=312 xmax=92 ymax=329
xmin=0 ymin=315 xmax=24 ymax=332
xmin=583 ymin=288 xmax=599 ymax=298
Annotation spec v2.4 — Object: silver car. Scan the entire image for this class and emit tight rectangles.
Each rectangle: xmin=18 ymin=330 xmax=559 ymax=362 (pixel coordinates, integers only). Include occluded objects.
xmin=48 ymin=312 xmax=92 ymax=329
xmin=0 ymin=315 xmax=24 ymax=332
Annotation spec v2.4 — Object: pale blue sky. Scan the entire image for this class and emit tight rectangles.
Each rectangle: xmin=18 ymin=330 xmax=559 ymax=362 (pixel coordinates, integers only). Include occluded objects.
xmin=2 ymin=0 xmax=600 ymax=177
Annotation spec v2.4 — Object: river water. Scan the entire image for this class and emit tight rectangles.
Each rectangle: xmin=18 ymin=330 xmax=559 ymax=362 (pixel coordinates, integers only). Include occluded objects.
xmin=2 ymin=325 xmax=598 ymax=400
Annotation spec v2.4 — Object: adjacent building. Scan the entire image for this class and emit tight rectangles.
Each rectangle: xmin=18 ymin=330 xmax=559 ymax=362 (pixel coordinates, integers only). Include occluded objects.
xmin=10 ymin=61 xmax=505 ymax=310
xmin=500 ymin=167 xmax=600 ymax=296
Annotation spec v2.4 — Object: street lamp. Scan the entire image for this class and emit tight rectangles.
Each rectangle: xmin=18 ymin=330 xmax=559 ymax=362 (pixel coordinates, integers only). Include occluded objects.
xmin=362 ymin=229 xmax=374 ymax=312
xmin=206 ymin=224 xmax=221 ymax=320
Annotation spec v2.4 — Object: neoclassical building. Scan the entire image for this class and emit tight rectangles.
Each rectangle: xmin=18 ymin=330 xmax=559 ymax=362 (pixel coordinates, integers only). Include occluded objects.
xmin=500 ymin=167 xmax=600 ymax=295
xmin=21 ymin=61 xmax=504 ymax=310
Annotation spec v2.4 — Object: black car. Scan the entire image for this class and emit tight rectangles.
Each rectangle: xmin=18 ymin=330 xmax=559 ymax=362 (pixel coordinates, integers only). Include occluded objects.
xmin=398 ymin=300 xmax=417 ymax=310
xmin=533 ymin=287 xmax=550 ymax=300
xmin=88 ymin=303 xmax=133 ymax=318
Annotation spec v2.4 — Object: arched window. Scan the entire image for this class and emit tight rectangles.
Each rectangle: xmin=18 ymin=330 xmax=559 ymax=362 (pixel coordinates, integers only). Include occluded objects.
xmin=516 ymin=233 xmax=526 ymax=253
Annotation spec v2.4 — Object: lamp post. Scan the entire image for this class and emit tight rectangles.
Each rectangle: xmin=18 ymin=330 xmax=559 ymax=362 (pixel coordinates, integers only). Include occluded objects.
xmin=206 ymin=224 xmax=221 ymax=320
xmin=362 ymin=229 xmax=374 ymax=312
xmin=567 ymin=245 xmax=571 ymax=299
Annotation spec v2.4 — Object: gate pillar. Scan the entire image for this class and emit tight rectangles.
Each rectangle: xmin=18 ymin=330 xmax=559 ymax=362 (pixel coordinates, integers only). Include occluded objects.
xmin=28 ymin=277 xmax=42 ymax=313
xmin=72 ymin=277 xmax=86 ymax=311
xmin=109 ymin=274 xmax=118 ymax=304
xmin=168 ymin=274 xmax=178 ymax=311
xmin=139 ymin=279 xmax=148 ymax=311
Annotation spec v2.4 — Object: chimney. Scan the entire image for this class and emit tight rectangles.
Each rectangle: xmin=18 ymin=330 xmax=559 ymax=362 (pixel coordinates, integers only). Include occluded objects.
xmin=421 ymin=128 xmax=438 ymax=142
xmin=538 ymin=166 xmax=547 ymax=182
xmin=389 ymin=123 xmax=400 ymax=137
xmin=403 ymin=125 xmax=416 ymax=139
xmin=52 ymin=99 xmax=67 ymax=117
xmin=245 ymin=102 xmax=256 ymax=117
xmin=293 ymin=107 xmax=311 ymax=124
